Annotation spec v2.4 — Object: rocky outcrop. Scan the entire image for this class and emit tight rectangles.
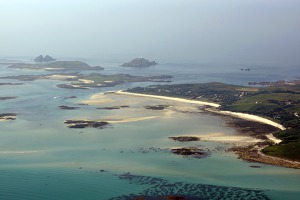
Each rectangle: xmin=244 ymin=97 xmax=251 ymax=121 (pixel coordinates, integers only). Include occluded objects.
xmin=34 ymin=55 xmax=56 ymax=62
xmin=169 ymin=136 xmax=200 ymax=142
xmin=64 ymin=120 xmax=110 ymax=129
xmin=171 ymin=147 xmax=209 ymax=158
xmin=0 ymin=113 xmax=16 ymax=121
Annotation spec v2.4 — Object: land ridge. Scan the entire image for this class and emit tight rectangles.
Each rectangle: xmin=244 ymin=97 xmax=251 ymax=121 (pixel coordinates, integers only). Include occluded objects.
xmin=123 ymin=81 xmax=300 ymax=166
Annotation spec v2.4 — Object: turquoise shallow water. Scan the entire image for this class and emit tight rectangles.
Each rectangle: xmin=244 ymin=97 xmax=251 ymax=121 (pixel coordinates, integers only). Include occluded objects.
xmin=0 ymin=62 xmax=300 ymax=199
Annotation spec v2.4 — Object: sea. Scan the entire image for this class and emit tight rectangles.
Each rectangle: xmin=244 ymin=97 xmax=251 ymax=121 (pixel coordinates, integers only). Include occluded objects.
xmin=0 ymin=57 xmax=299 ymax=200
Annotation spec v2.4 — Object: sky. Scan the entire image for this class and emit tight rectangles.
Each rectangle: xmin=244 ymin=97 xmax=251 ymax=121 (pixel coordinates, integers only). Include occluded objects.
xmin=0 ymin=0 xmax=300 ymax=65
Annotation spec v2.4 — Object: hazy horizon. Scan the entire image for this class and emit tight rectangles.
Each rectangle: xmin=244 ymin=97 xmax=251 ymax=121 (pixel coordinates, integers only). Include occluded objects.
xmin=1 ymin=0 xmax=300 ymax=65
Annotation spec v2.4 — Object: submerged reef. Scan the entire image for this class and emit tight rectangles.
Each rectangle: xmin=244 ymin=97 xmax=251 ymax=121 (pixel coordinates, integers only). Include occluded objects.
xmin=109 ymin=173 xmax=270 ymax=200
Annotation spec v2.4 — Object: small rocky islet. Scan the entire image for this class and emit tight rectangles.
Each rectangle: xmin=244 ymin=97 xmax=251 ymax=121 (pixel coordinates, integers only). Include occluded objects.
xmin=169 ymin=136 xmax=200 ymax=142
xmin=0 ymin=96 xmax=17 ymax=101
xmin=145 ymin=105 xmax=170 ymax=110
xmin=59 ymin=105 xmax=80 ymax=110
xmin=171 ymin=147 xmax=209 ymax=159
xmin=34 ymin=55 xmax=56 ymax=62
xmin=64 ymin=120 xmax=110 ymax=129
xmin=97 ymin=105 xmax=129 ymax=110
xmin=0 ymin=113 xmax=16 ymax=121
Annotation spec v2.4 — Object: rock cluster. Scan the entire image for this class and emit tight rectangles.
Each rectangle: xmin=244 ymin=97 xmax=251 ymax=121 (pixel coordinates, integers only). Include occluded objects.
xmin=34 ymin=55 xmax=56 ymax=62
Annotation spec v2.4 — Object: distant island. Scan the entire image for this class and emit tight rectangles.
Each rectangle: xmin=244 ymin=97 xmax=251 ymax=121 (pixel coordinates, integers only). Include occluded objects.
xmin=34 ymin=55 xmax=56 ymax=62
xmin=7 ymin=61 xmax=104 ymax=71
xmin=121 ymin=58 xmax=157 ymax=68
xmin=0 ymin=72 xmax=172 ymax=89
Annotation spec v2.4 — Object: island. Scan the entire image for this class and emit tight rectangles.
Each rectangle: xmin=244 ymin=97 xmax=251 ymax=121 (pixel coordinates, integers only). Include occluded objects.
xmin=121 ymin=58 xmax=157 ymax=68
xmin=125 ymin=81 xmax=300 ymax=167
xmin=0 ymin=73 xmax=172 ymax=89
xmin=7 ymin=61 xmax=104 ymax=71
xmin=0 ymin=113 xmax=16 ymax=121
xmin=64 ymin=120 xmax=110 ymax=129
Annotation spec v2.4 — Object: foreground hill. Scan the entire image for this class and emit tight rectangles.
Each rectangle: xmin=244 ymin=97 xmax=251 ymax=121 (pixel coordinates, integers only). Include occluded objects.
xmin=128 ymin=81 xmax=300 ymax=161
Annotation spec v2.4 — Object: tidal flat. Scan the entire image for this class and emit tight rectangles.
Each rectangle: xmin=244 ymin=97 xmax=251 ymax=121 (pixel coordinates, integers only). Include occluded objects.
xmin=0 ymin=61 xmax=300 ymax=200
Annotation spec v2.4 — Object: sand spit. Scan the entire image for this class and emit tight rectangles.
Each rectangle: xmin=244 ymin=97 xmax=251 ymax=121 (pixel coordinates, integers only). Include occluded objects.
xmin=81 ymin=93 xmax=114 ymax=105
xmin=116 ymin=90 xmax=285 ymax=131
xmin=209 ymin=109 xmax=286 ymax=131
xmin=266 ymin=134 xmax=282 ymax=144
xmin=116 ymin=91 xmax=221 ymax=108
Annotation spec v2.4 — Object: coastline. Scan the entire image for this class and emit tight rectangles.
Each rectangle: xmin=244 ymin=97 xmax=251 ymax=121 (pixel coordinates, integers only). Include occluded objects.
xmin=114 ymin=90 xmax=300 ymax=169
xmin=116 ymin=90 xmax=284 ymax=130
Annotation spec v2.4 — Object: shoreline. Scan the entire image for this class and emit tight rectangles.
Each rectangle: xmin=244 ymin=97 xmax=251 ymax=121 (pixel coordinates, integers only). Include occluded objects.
xmin=113 ymin=90 xmax=300 ymax=169
xmin=116 ymin=90 xmax=284 ymax=131
xmin=116 ymin=90 xmax=221 ymax=108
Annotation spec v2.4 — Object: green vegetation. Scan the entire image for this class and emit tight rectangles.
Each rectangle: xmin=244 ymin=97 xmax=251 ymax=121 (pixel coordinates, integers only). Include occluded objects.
xmin=128 ymin=82 xmax=300 ymax=161
xmin=262 ymin=143 xmax=300 ymax=161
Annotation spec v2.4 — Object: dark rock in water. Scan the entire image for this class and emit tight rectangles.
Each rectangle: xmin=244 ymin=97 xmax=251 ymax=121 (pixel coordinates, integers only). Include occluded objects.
xmin=59 ymin=105 xmax=80 ymax=110
xmin=121 ymin=58 xmax=157 ymax=68
xmin=145 ymin=105 xmax=169 ymax=110
xmin=64 ymin=120 xmax=110 ymax=129
xmin=57 ymin=84 xmax=89 ymax=89
xmin=249 ymin=165 xmax=262 ymax=168
xmin=97 ymin=105 xmax=129 ymax=110
xmin=0 ymin=96 xmax=17 ymax=101
xmin=64 ymin=96 xmax=77 ymax=99
xmin=169 ymin=136 xmax=200 ymax=142
xmin=171 ymin=147 xmax=209 ymax=158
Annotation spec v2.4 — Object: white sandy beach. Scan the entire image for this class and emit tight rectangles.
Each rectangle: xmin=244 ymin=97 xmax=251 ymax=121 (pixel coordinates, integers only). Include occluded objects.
xmin=116 ymin=91 xmax=285 ymax=131
xmin=78 ymin=79 xmax=94 ymax=84
xmin=113 ymin=90 xmax=285 ymax=145
xmin=208 ymin=109 xmax=286 ymax=131
xmin=80 ymin=91 xmax=285 ymax=146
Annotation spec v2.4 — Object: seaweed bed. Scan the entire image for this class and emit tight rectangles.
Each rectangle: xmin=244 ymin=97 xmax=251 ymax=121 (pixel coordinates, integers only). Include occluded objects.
xmin=109 ymin=173 xmax=270 ymax=200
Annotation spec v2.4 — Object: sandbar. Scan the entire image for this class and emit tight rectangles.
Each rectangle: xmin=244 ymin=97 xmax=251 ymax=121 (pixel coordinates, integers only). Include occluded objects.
xmin=116 ymin=90 xmax=220 ymax=108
